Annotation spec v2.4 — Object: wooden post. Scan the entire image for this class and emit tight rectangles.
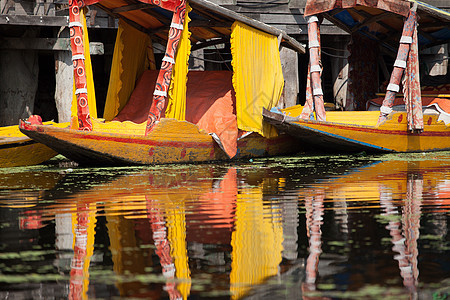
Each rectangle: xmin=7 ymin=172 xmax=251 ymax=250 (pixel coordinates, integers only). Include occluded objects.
xmin=278 ymin=47 xmax=299 ymax=108
xmin=55 ymin=28 xmax=73 ymax=123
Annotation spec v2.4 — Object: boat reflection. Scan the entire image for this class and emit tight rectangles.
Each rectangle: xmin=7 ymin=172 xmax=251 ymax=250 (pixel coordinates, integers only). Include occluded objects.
xmin=9 ymin=155 xmax=450 ymax=299
xmin=25 ymin=165 xmax=291 ymax=299
xmin=299 ymin=157 xmax=449 ymax=298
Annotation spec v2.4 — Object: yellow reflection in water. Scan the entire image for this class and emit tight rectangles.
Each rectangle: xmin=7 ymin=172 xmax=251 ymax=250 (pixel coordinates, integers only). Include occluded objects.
xmin=230 ymin=181 xmax=284 ymax=299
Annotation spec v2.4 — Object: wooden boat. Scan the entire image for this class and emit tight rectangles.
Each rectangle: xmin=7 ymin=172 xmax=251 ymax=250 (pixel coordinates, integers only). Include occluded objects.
xmin=0 ymin=121 xmax=69 ymax=168
xmin=263 ymin=0 xmax=450 ymax=153
xmin=19 ymin=0 xmax=305 ymax=166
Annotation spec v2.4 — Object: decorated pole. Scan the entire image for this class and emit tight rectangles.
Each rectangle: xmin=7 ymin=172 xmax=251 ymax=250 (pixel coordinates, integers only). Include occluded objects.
xmin=145 ymin=0 xmax=187 ymax=135
xmin=403 ymin=12 xmax=423 ymax=133
xmin=69 ymin=0 xmax=92 ymax=131
xmin=300 ymin=15 xmax=326 ymax=121
xmin=377 ymin=5 xmax=417 ymax=126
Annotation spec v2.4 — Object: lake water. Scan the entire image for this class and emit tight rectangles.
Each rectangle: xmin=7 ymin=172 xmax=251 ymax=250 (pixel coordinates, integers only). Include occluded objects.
xmin=0 ymin=153 xmax=448 ymax=299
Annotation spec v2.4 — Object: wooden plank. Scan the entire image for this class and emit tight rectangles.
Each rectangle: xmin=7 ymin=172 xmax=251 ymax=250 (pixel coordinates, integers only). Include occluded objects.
xmin=111 ymin=2 xmax=150 ymax=13
xmin=34 ymin=0 xmax=44 ymax=15
xmin=208 ymin=0 xmax=237 ymax=5
xmin=271 ymin=23 xmax=346 ymax=35
xmin=45 ymin=1 xmax=55 ymax=16
xmin=288 ymin=0 xmax=306 ymax=9
xmin=0 ymin=37 xmax=104 ymax=54
xmin=14 ymin=0 xmax=30 ymax=15
xmin=259 ymin=13 xmax=305 ymax=25
xmin=1 ymin=0 xmax=15 ymax=14
xmin=425 ymin=0 xmax=450 ymax=8
xmin=0 ymin=14 xmax=68 ymax=26
xmin=222 ymin=3 xmax=291 ymax=14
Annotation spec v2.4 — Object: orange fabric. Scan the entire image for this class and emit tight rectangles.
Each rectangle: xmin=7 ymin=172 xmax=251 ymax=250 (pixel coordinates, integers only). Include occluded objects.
xmin=196 ymin=90 xmax=237 ymax=157
xmin=114 ymin=70 xmax=238 ymax=157
xmin=113 ymin=70 xmax=161 ymax=123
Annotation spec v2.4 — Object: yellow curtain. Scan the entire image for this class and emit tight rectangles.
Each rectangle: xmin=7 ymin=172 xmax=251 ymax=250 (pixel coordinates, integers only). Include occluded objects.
xmin=230 ymin=183 xmax=284 ymax=299
xmin=165 ymin=3 xmax=192 ymax=120
xmin=230 ymin=21 xmax=284 ymax=137
xmin=71 ymin=7 xmax=97 ymax=124
xmin=103 ymin=20 xmax=155 ymax=121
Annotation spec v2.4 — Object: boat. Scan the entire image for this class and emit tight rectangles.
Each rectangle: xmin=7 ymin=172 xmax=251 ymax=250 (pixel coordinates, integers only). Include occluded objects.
xmin=19 ymin=0 xmax=305 ymax=166
xmin=263 ymin=0 xmax=450 ymax=153
xmin=0 ymin=120 xmax=70 ymax=168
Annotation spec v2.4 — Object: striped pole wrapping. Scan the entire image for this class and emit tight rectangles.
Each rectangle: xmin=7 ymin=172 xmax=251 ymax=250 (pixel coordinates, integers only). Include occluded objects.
xmin=300 ymin=16 xmax=326 ymax=121
xmin=377 ymin=9 xmax=417 ymax=126
xmin=145 ymin=0 xmax=187 ymax=135
xmin=69 ymin=0 xmax=92 ymax=131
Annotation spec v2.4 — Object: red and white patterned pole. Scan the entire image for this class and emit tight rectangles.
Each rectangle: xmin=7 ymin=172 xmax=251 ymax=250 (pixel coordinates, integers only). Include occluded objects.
xmin=145 ymin=0 xmax=187 ymax=135
xmin=377 ymin=7 xmax=417 ymax=126
xmin=69 ymin=0 xmax=92 ymax=131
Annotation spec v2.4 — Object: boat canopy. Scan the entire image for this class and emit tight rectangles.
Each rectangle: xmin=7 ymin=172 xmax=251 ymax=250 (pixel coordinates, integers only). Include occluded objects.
xmin=305 ymin=0 xmax=450 ymax=51
xmin=65 ymin=0 xmax=305 ymax=157
xmin=300 ymin=0 xmax=450 ymax=132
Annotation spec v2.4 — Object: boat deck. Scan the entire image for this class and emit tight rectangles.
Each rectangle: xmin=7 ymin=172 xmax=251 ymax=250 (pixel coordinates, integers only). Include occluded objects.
xmin=281 ymin=105 xmax=381 ymax=126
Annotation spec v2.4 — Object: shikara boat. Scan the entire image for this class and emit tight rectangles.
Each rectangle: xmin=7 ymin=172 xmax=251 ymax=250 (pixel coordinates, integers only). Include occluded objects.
xmin=19 ymin=0 xmax=305 ymax=166
xmin=263 ymin=0 xmax=450 ymax=153
xmin=0 ymin=121 xmax=70 ymax=168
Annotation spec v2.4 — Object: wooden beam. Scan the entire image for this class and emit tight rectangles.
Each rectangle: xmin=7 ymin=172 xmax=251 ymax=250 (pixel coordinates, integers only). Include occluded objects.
xmin=351 ymin=11 xmax=391 ymax=32
xmin=324 ymin=11 xmax=397 ymax=54
xmin=191 ymin=37 xmax=229 ymax=51
xmin=0 ymin=37 xmax=104 ymax=54
xmin=288 ymin=0 xmax=306 ymax=9
xmin=190 ymin=19 xmax=233 ymax=28
xmin=111 ymin=2 xmax=150 ymax=13
xmin=0 ymin=15 xmax=68 ymax=26
xmin=208 ymin=0 xmax=236 ymax=5
xmin=348 ymin=8 xmax=397 ymax=34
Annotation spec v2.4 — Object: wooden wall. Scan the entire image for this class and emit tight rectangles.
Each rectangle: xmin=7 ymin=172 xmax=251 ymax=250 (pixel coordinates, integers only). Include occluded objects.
xmin=221 ymin=0 xmax=450 ymax=38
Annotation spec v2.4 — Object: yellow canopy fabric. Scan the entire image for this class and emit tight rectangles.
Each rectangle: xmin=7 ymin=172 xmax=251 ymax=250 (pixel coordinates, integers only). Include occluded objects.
xmin=165 ymin=3 xmax=192 ymax=120
xmin=71 ymin=7 xmax=97 ymax=123
xmin=231 ymin=21 xmax=284 ymax=138
xmin=103 ymin=20 xmax=155 ymax=121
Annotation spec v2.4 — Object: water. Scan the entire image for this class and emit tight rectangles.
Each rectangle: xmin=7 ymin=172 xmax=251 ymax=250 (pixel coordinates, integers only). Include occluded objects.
xmin=0 ymin=153 xmax=449 ymax=299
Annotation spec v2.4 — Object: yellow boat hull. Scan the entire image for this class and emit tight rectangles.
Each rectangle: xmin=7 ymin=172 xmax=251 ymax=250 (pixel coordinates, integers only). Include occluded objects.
xmin=0 ymin=122 xmax=69 ymax=168
xmin=19 ymin=118 xmax=298 ymax=166
xmin=264 ymin=108 xmax=450 ymax=153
